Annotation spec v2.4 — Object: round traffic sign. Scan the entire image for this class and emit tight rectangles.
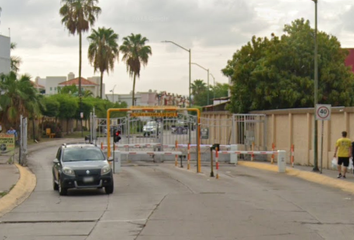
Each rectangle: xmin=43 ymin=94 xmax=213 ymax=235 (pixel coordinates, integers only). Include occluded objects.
xmin=317 ymin=106 xmax=330 ymax=120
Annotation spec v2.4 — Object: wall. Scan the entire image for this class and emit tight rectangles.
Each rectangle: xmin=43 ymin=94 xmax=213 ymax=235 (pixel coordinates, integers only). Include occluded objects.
xmin=46 ymin=76 xmax=66 ymax=95
xmin=202 ymin=107 xmax=353 ymax=169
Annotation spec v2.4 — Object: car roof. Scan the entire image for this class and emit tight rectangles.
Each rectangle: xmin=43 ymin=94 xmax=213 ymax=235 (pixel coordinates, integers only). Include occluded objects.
xmin=61 ymin=143 xmax=99 ymax=148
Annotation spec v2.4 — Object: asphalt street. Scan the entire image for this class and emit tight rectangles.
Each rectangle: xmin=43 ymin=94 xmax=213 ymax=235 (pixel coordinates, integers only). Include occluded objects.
xmin=1 ymin=140 xmax=354 ymax=239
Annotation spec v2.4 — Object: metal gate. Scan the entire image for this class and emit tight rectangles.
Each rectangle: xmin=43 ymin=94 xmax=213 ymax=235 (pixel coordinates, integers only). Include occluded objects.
xmin=232 ymin=114 xmax=267 ymax=160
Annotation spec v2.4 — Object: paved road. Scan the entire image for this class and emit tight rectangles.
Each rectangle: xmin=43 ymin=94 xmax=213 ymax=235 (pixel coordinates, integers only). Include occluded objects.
xmin=1 ymin=143 xmax=354 ymax=239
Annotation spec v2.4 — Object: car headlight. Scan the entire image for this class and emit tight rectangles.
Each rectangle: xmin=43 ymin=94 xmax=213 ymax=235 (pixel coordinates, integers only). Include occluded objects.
xmin=101 ymin=165 xmax=111 ymax=175
xmin=62 ymin=167 xmax=75 ymax=176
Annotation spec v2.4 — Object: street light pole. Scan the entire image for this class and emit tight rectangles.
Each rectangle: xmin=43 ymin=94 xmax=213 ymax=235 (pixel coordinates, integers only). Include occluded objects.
xmin=191 ymin=62 xmax=210 ymax=105
xmin=210 ymin=73 xmax=215 ymax=103
xmin=110 ymin=85 xmax=116 ymax=104
xmin=162 ymin=40 xmax=191 ymax=107
xmin=312 ymin=0 xmax=319 ymax=172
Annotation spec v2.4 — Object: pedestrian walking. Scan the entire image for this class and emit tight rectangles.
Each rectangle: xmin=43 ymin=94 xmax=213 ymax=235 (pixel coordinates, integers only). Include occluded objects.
xmin=6 ymin=127 xmax=17 ymax=138
xmin=334 ymin=131 xmax=352 ymax=178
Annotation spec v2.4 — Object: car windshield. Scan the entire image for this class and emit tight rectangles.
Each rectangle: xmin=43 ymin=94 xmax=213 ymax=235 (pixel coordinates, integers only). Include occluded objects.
xmin=62 ymin=147 xmax=105 ymax=162
xmin=146 ymin=122 xmax=156 ymax=126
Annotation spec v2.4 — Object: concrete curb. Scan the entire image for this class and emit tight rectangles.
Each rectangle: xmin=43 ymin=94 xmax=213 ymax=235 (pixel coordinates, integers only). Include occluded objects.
xmin=0 ymin=163 xmax=36 ymax=218
xmin=238 ymin=161 xmax=354 ymax=194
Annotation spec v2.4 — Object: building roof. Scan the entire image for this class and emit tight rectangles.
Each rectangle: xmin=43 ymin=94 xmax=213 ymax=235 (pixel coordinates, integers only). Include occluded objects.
xmin=58 ymin=77 xmax=98 ymax=86
xmin=30 ymin=81 xmax=45 ymax=89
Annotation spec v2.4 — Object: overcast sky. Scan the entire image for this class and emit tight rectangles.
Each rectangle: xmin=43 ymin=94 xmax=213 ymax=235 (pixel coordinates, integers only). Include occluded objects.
xmin=1 ymin=0 xmax=354 ymax=96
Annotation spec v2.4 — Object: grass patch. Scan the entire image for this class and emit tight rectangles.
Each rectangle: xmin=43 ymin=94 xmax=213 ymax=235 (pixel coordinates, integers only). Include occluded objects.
xmin=0 ymin=191 xmax=8 ymax=197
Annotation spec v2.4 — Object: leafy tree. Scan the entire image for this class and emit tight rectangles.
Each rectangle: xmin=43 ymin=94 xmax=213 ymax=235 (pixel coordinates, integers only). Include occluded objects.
xmin=41 ymin=96 xmax=60 ymax=117
xmin=59 ymin=84 xmax=79 ymax=95
xmin=211 ymin=83 xmax=229 ymax=100
xmin=120 ymin=33 xmax=152 ymax=106
xmin=88 ymin=27 xmax=119 ymax=98
xmin=0 ymin=72 xmax=43 ymax=128
xmin=52 ymin=94 xmax=78 ymax=133
xmin=59 ymin=0 xmax=101 ymax=99
xmin=222 ymin=18 xmax=354 ymax=113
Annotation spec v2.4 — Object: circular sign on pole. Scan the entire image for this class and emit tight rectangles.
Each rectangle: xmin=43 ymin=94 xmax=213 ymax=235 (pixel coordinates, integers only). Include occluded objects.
xmin=316 ymin=104 xmax=331 ymax=121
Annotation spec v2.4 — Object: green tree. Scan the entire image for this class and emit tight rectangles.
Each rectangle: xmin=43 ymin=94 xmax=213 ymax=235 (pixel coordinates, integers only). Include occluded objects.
xmin=211 ymin=83 xmax=229 ymax=99
xmin=191 ymin=79 xmax=208 ymax=106
xmin=0 ymin=72 xmax=43 ymax=128
xmin=53 ymin=94 xmax=78 ymax=134
xmin=88 ymin=27 xmax=119 ymax=98
xmin=41 ymin=96 xmax=60 ymax=117
xmin=119 ymin=33 xmax=152 ymax=106
xmin=59 ymin=0 xmax=101 ymax=99
xmin=222 ymin=18 xmax=354 ymax=113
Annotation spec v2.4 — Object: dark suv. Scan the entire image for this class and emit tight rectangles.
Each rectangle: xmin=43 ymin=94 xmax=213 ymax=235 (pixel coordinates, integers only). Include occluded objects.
xmin=52 ymin=143 xmax=114 ymax=195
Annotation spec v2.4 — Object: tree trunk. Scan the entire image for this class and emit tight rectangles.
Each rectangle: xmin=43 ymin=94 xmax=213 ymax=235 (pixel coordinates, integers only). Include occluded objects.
xmin=78 ymin=31 xmax=83 ymax=131
xmin=132 ymin=72 xmax=136 ymax=106
xmin=100 ymin=71 xmax=104 ymax=99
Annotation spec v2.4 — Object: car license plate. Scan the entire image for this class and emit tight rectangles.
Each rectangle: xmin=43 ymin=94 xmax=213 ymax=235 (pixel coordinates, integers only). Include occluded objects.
xmin=83 ymin=177 xmax=94 ymax=183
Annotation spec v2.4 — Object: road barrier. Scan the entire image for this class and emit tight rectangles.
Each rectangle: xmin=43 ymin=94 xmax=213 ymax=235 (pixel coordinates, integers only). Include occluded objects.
xmin=212 ymin=149 xmax=287 ymax=178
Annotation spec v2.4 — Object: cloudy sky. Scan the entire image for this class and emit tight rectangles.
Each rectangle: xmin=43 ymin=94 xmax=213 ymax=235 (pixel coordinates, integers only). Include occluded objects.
xmin=1 ymin=0 xmax=354 ymax=96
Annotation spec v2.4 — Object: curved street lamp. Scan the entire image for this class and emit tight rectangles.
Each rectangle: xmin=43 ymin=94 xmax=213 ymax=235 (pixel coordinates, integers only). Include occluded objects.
xmin=162 ymin=40 xmax=191 ymax=107
xmin=191 ymin=62 xmax=210 ymax=105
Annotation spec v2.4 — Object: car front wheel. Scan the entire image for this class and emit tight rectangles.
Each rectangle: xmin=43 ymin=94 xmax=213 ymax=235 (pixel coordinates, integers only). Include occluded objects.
xmin=105 ymin=183 xmax=114 ymax=194
xmin=53 ymin=178 xmax=58 ymax=191
xmin=58 ymin=177 xmax=68 ymax=196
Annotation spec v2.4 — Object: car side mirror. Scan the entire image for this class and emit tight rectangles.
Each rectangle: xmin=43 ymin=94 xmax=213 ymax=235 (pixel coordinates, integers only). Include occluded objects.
xmin=53 ymin=159 xmax=60 ymax=164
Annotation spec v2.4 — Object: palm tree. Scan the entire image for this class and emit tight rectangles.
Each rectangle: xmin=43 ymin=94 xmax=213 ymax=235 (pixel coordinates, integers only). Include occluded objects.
xmin=10 ymin=43 xmax=21 ymax=72
xmin=0 ymin=72 xmax=43 ymax=128
xmin=59 ymin=0 xmax=101 ymax=99
xmin=119 ymin=33 xmax=152 ymax=106
xmin=88 ymin=27 xmax=119 ymax=98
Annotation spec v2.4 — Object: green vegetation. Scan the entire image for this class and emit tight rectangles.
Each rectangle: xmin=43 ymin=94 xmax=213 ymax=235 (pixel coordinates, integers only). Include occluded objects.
xmin=88 ymin=27 xmax=119 ymax=98
xmin=191 ymin=79 xmax=229 ymax=106
xmin=59 ymin=0 xmax=101 ymax=98
xmin=120 ymin=33 xmax=152 ymax=106
xmin=223 ymin=18 xmax=354 ymax=113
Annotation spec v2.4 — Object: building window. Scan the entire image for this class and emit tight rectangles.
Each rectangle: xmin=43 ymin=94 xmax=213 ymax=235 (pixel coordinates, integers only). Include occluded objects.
xmin=54 ymin=87 xmax=57 ymax=90
xmin=50 ymin=87 xmax=52 ymax=91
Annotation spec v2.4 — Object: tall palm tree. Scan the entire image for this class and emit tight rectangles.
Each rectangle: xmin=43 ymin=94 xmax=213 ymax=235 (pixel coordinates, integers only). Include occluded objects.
xmin=59 ymin=0 xmax=101 ymax=99
xmin=119 ymin=33 xmax=152 ymax=106
xmin=88 ymin=27 xmax=119 ymax=98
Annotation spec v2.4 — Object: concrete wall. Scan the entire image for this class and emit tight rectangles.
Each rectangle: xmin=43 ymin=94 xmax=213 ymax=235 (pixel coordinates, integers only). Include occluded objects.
xmin=202 ymin=107 xmax=353 ymax=169
xmin=0 ymin=35 xmax=10 ymax=74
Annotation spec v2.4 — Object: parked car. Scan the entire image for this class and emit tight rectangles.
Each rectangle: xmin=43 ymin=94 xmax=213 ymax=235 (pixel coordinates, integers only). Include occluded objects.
xmin=143 ymin=121 xmax=161 ymax=137
xmin=171 ymin=120 xmax=188 ymax=134
xmin=52 ymin=143 xmax=114 ymax=195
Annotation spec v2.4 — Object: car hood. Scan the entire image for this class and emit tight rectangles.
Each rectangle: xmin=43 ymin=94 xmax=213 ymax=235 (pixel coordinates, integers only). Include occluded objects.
xmin=62 ymin=161 xmax=109 ymax=169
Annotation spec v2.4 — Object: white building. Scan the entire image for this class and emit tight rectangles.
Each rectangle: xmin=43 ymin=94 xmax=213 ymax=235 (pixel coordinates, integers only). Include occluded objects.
xmin=35 ymin=72 xmax=104 ymax=98
xmin=0 ymin=34 xmax=11 ymax=74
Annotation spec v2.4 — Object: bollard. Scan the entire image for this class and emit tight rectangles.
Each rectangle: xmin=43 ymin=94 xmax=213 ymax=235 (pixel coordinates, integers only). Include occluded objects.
xmin=114 ymin=151 xmax=121 ymax=173
xmin=277 ymin=150 xmax=286 ymax=173
xmin=179 ymin=155 xmax=184 ymax=168
xmin=230 ymin=144 xmax=238 ymax=164
xmin=216 ymin=147 xmax=219 ymax=179
xmin=187 ymin=143 xmax=191 ymax=170
xmin=175 ymin=140 xmax=178 ymax=167
xmin=210 ymin=146 xmax=214 ymax=177
xmin=251 ymin=142 xmax=255 ymax=161
xmin=291 ymin=144 xmax=294 ymax=168
xmin=271 ymin=143 xmax=275 ymax=164
xmin=101 ymin=142 xmax=103 ymax=150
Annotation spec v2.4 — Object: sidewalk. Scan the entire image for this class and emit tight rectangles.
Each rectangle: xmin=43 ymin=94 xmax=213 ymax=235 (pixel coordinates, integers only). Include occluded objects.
xmin=0 ymin=138 xmax=79 ymax=217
